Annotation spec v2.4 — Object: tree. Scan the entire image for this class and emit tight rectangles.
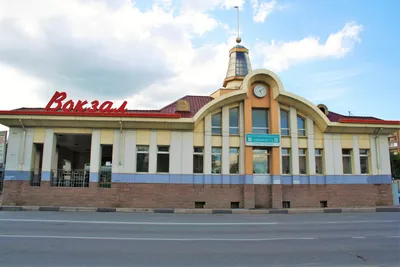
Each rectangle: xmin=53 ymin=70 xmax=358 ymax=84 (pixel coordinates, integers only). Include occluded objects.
xmin=390 ymin=152 xmax=400 ymax=179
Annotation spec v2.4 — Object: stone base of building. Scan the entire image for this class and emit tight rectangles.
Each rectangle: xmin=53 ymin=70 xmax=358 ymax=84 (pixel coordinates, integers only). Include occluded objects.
xmin=1 ymin=181 xmax=393 ymax=208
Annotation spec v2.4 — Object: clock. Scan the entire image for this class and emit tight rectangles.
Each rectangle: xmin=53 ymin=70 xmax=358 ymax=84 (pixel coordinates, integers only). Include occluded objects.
xmin=253 ymin=84 xmax=267 ymax=98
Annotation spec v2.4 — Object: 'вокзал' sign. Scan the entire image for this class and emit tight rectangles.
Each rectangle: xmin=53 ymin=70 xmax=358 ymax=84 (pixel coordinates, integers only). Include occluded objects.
xmin=45 ymin=91 xmax=128 ymax=113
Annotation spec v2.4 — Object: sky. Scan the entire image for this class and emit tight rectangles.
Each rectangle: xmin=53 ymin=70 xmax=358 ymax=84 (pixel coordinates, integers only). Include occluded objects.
xmin=0 ymin=0 xmax=399 ymax=132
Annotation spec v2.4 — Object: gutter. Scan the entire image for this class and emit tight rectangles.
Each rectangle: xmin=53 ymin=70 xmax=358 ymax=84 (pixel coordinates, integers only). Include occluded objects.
xmin=374 ymin=128 xmax=383 ymax=175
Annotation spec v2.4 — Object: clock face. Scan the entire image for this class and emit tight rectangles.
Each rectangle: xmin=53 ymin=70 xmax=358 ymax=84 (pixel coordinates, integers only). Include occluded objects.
xmin=253 ymin=84 xmax=267 ymax=98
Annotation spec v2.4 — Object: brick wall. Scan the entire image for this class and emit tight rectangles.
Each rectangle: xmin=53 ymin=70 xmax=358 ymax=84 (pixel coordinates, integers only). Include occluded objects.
xmin=281 ymin=184 xmax=393 ymax=208
xmin=1 ymin=181 xmax=393 ymax=208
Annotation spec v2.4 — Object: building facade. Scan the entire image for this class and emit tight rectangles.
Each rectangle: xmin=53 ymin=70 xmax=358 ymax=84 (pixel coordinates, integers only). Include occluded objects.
xmin=0 ymin=43 xmax=399 ymax=209
xmin=389 ymin=130 xmax=400 ymax=154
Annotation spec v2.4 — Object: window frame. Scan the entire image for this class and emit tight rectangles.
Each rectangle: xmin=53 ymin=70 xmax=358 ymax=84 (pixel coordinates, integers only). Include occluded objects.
xmin=280 ymin=109 xmax=290 ymax=136
xmin=281 ymin=148 xmax=291 ymax=175
xmin=252 ymin=147 xmax=271 ymax=174
xmin=342 ymin=149 xmax=353 ymax=175
xmin=211 ymin=112 xmax=222 ymax=135
xmin=136 ymin=145 xmax=150 ymax=173
xmin=229 ymin=107 xmax=239 ymax=135
xmin=359 ymin=149 xmax=370 ymax=175
xmin=193 ymin=147 xmax=204 ymax=174
xmin=229 ymin=147 xmax=239 ymax=174
xmin=299 ymin=148 xmax=307 ymax=175
xmin=156 ymin=145 xmax=170 ymax=173
xmin=297 ymin=115 xmax=306 ymax=137
xmin=315 ymin=148 xmax=323 ymax=175
xmin=211 ymin=147 xmax=222 ymax=174
xmin=252 ymin=108 xmax=269 ymax=134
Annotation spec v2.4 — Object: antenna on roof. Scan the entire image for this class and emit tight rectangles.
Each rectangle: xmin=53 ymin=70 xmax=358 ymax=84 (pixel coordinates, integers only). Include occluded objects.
xmin=234 ymin=6 xmax=241 ymax=44
xmin=348 ymin=111 xmax=353 ymax=116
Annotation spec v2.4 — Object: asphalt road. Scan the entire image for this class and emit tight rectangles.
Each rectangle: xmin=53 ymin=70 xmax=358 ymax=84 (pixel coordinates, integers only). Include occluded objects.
xmin=0 ymin=211 xmax=399 ymax=267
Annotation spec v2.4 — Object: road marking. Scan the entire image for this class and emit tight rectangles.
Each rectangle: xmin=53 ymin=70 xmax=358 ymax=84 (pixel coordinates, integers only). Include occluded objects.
xmin=351 ymin=237 xmax=365 ymax=239
xmin=0 ymin=218 xmax=397 ymax=226
xmin=0 ymin=219 xmax=278 ymax=225
xmin=388 ymin=236 xmax=400 ymax=238
xmin=0 ymin=234 xmax=315 ymax=241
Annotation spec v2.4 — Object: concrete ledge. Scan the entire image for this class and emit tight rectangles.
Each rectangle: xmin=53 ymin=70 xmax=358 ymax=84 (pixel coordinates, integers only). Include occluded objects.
xmin=288 ymin=208 xmax=324 ymax=214
xmin=39 ymin=206 xmax=59 ymax=212
xmin=376 ymin=207 xmax=400 ymax=212
xmin=77 ymin=207 xmax=97 ymax=212
xmin=154 ymin=208 xmax=174 ymax=213
xmin=21 ymin=206 xmax=40 ymax=211
xmin=1 ymin=206 xmax=399 ymax=214
xmin=96 ymin=208 xmax=116 ymax=212
xmin=212 ymin=209 xmax=233 ymax=214
xmin=59 ymin=207 xmax=78 ymax=212
xmin=1 ymin=206 xmax=22 ymax=211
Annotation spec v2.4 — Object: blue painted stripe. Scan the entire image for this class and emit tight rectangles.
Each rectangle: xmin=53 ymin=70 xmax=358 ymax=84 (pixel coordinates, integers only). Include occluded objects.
xmin=89 ymin=172 xmax=99 ymax=183
xmin=4 ymin=171 xmax=31 ymax=181
xmin=41 ymin=171 xmax=51 ymax=181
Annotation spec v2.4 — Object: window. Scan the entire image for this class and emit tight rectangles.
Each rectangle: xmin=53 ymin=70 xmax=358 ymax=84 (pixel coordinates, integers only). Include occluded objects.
xmin=252 ymin=109 xmax=269 ymax=133
xmin=360 ymin=149 xmax=369 ymax=174
xmin=280 ymin=109 xmax=290 ymax=136
xmin=157 ymin=146 xmax=170 ymax=173
xmin=229 ymin=148 xmax=239 ymax=174
xmin=212 ymin=113 xmax=222 ymax=135
xmin=253 ymin=148 xmax=270 ymax=174
xmin=297 ymin=116 xmax=306 ymax=137
xmin=136 ymin=145 xmax=149 ymax=172
xmin=235 ymin=52 xmax=249 ymax=76
xmin=211 ymin=147 xmax=222 ymax=174
xmin=229 ymin=107 xmax=239 ymax=135
xmin=281 ymin=148 xmax=291 ymax=174
xmin=299 ymin=148 xmax=307 ymax=174
xmin=315 ymin=149 xmax=323 ymax=174
xmin=342 ymin=149 xmax=352 ymax=174
xmin=193 ymin=147 xmax=204 ymax=173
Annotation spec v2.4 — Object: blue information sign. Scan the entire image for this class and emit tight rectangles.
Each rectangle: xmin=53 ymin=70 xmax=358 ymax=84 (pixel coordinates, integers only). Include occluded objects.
xmin=245 ymin=133 xmax=281 ymax=147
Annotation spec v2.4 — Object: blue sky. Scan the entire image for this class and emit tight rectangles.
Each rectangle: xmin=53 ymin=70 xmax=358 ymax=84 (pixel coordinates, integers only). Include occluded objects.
xmin=0 ymin=0 xmax=398 ymax=133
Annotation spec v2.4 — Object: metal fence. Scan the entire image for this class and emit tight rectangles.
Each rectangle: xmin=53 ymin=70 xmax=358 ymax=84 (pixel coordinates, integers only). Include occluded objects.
xmin=99 ymin=169 xmax=112 ymax=188
xmin=0 ymin=168 xmax=4 ymax=192
xmin=50 ymin=169 xmax=90 ymax=188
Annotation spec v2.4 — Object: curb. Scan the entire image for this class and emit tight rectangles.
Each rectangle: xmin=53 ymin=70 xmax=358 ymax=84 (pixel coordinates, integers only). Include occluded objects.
xmin=0 ymin=205 xmax=399 ymax=214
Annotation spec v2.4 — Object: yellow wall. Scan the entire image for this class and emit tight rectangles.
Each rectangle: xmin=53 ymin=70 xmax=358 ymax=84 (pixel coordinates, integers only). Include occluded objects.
xmin=212 ymin=136 xmax=222 ymax=147
xmin=157 ymin=130 xmax=171 ymax=145
xmin=341 ymin=134 xmax=353 ymax=148
xmin=193 ymin=119 xmax=204 ymax=146
xmin=281 ymin=137 xmax=291 ymax=147
xmin=33 ymin=128 xmax=45 ymax=143
xmin=314 ymin=124 xmax=324 ymax=148
xmin=358 ymin=134 xmax=371 ymax=149
xmin=53 ymin=128 xmax=92 ymax=134
xmin=230 ymin=136 xmax=240 ymax=147
xmin=100 ymin=130 xmax=114 ymax=144
xmin=298 ymin=138 xmax=308 ymax=148
xmin=136 ymin=129 xmax=150 ymax=145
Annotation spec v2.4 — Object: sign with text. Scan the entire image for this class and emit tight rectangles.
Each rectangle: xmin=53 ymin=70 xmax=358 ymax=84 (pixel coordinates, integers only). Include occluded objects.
xmin=0 ymin=131 xmax=7 ymax=169
xmin=45 ymin=91 xmax=128 ymax=113
xmin=245 ymin=133 xmax=281 ymax=147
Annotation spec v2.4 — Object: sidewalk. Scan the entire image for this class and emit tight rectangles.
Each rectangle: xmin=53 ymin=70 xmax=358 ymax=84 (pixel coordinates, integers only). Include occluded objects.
xmin=0 ymin=205 xmax=399 ymax=214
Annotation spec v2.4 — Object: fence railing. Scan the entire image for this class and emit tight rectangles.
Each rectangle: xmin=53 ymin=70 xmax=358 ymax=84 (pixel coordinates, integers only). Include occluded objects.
xmin=30 ymin=169 xmax=41 ymax=186
xmin=0 ymin=169 xmax=4 ymax=192
xmin=99 ymin=169 xmax=112 ymax=188
xmin=50 ymin=169 xmax=90 ymax=188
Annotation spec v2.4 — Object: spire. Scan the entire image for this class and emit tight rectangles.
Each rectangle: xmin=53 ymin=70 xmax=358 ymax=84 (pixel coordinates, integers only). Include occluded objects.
xmin=223 ymin=6 xmax=252 ymax=88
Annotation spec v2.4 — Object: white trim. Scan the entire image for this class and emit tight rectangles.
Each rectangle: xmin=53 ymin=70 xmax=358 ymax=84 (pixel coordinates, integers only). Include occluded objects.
xmin=170 ymin=131 xmax=182 ymax=174
xmin=378 ymin=135 xmax=391 ymax=175
xmin=369 ymin=136 xmax=378 ymax=175
xmin=149 ymin=130 xmax=157 ymax=173
xmin=42 ymin=129 xmax=56 ymax=174
xmin=353 ymin=136 xmax=361 ymax=175
xmin=289 ymin=107 xmax=299 ymax=175
xmin=112 ymin=130 xmax=122 ymax=174
xmin=204 ymin=114 xmax=212 ymax=174
xmin=90 ymin=130 xmax=101 ymax=175
xmin=323 ymin=134 xmax=334 ymax=175
xmin=307 ymin=117 xmax=315 ymax=175
xmin=239 ymin=102 xmax=245 ymax=174
xmin=181 ymin=131 xmax=194 ymax=174
xmin=21 ymin=128 xmax=33 ymax=172
xmin=222 ymin=106 xmax=230 ymax=174
xmin=123 ymin=130 xmax=136 ymax=173
xmin=332 ymin=134 xmax=343 ymax=175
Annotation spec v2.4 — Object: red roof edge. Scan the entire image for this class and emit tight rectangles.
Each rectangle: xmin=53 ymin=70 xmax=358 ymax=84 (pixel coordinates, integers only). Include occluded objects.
xmin=339 ymin=118 xmax=400 ymax=125
xmin=0 ymin=110 xmax=181 ymax=119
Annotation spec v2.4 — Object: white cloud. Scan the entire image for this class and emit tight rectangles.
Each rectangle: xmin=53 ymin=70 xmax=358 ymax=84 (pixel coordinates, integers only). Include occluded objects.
xmin=254 ymin=22 xmax=364 ymax=72
xmin=251 ymin=0 xmax=281 ymax=23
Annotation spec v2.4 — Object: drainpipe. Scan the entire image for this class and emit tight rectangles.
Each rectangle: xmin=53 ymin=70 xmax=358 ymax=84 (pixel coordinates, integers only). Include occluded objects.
xmin=119 ymin=120 xmax=123 ymax=166
xmin=19 ymin=119 xmax=26 ymax=168
xmin=374 ymin=128 xmax=383 ymax=175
